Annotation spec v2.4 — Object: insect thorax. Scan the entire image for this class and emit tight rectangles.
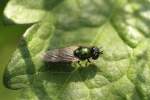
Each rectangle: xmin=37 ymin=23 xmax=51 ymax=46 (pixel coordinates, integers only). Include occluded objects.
xmin=74 ymin=47 xmax=91 ymax=60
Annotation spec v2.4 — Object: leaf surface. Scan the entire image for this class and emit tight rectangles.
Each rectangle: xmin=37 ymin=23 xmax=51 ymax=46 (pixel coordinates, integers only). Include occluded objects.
xmin=3 ymin=0 xmax=150 ymax=100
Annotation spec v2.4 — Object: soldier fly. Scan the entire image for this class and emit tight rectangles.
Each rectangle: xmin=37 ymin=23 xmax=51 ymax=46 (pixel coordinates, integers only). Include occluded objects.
xmin=43 ymin=46 xmax=103 ymax=63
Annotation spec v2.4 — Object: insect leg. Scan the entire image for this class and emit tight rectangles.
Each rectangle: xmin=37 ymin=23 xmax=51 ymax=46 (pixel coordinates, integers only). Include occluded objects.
xmin=87 ymin=59 xmax=91 ymax=63
xmin=85 ymin=59 xmax=90 ymax=67
xmin=100 ymin=50 xmax=103 ymax=54
xmin=77 ymin=60 xmax=82 ymax=66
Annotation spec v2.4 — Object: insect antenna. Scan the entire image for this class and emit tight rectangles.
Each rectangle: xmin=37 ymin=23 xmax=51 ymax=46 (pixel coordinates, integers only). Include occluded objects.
xmin=98 ymin=46 xmax=103 ymax=54
xmin=100 ymin=50 xmax=103 ymax=54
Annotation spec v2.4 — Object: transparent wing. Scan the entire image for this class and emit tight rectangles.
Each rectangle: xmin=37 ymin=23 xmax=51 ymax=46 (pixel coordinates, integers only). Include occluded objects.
xmin=42 ymin=46 xmax=79 ymax=62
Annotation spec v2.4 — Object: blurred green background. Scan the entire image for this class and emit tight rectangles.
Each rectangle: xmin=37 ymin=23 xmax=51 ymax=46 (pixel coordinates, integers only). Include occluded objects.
xmin=0 ymin=0 xmax=27 ymax=99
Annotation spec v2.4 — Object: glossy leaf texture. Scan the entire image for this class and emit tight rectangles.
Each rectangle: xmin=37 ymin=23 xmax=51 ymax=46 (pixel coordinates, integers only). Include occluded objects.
xmin=3 ymin=0 xmax=150 ymax=100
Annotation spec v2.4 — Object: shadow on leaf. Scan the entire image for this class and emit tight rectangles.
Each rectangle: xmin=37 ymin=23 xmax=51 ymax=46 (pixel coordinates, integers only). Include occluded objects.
xmin=18 ymin=38 xmax=52 ymax=100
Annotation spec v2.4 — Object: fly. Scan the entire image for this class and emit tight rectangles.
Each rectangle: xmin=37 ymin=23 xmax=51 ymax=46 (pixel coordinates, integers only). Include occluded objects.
xmin=42 ymin=46 xmax=103 ymax=63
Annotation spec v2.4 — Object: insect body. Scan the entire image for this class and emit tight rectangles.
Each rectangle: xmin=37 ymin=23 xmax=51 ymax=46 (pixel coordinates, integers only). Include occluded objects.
xmin=43 ymin=46 xmax=103 ymax=63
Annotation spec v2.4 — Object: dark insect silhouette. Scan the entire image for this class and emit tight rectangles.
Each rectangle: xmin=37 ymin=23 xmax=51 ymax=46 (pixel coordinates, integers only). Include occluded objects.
xmin=43 ymin=46 xmax=103 ymax=63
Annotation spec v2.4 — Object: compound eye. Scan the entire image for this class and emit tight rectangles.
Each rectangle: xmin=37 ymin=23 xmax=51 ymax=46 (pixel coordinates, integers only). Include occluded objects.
xmin=91 ymin=47 xmax=100 ymax=60
xmin=91 ymin=47 xmax=99 ymax=53
xmin=91 ymin=47 xmax=96 ymax=52
xmin=92 ymin=52 xmax=99 ymax=59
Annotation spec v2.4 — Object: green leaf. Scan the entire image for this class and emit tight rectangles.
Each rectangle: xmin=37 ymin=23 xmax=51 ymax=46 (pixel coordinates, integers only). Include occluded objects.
xmin=3 ymin=0 xmax=150 ymax=100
